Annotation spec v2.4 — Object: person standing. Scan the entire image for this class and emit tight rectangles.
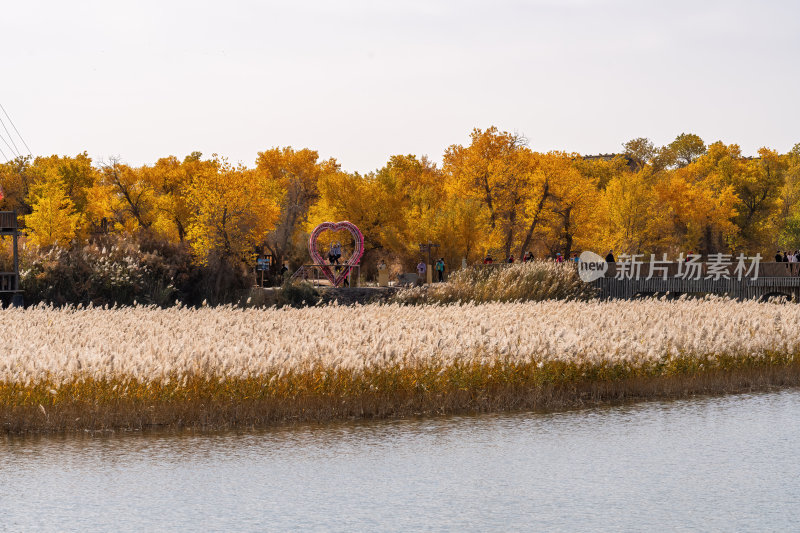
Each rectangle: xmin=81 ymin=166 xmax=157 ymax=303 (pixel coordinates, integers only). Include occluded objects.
xmin=435 ymin=258 xmax=446 ymax=282
xmin=775 ymin=250 xmax=783 ymax=262
xmin=332 ymin=242 xmax=342 ymax=264
xmin=507 ymin=254 xmax=515 ymax=264
xmin=605 ymin=250 xmax=615 ymax=262
xmin=377 ymin=259 xmax=389 ymax=287
xmin=416 ymin=260 xmax=426 ymax=282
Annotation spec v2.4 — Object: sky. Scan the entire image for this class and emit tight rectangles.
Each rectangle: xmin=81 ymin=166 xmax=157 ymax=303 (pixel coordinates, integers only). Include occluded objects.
xmin=1 ymin=0 xmax=799 ymax=173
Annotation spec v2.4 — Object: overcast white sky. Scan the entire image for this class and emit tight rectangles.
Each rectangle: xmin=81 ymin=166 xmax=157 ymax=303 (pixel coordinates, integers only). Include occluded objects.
xmin=1 ymin=0 xmax=798 ymax=172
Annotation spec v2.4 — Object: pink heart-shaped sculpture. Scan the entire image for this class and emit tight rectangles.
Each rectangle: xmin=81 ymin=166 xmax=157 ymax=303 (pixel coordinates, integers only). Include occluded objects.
xmin=308 ymin=221 xmax=365 ymax=287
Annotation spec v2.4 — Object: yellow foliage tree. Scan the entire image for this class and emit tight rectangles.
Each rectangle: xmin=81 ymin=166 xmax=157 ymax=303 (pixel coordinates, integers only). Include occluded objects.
xmin=306 ymin=170 xmax=389 ymax=251
xmin=141 ymin=152 xmax=219 ymax=243
xmin=29 ymin=153 xmax=96 ymax=214
xmin=443 ymin=127 xmax=546 ymax=258
xmin=601 ymin=168 xmax=667 ymax=255
xmin=256 ymin=147 xmax=339 ymax=270
xmin=778 ymin=145 xmax=800 ymax=250
xmin=0 ymin=156 xmax=34 ymax=213
xmin=25 ymin=175 xmax=80 ymax=247
xmin=186 ymin=158 xmax=281 ymax=264
xmin=91 ymin=157 xmax=156 ymax=233
xmin=655 ymin=171 xmax=738 ymax=255
xmin=536 ymin=153 xmax=601 ymax=258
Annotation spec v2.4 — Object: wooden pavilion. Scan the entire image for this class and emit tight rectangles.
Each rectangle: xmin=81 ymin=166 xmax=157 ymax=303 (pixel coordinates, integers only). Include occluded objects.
xmin=0 ymin=211 xmax=21 ymax=305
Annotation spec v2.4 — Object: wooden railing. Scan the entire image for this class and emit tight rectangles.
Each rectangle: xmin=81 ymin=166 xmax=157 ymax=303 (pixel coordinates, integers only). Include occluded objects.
xmin=289 ymin=264 xmax=360 ymax=287
xmin=0 ymin=272 xmax=18 ymax=292
xmin=0 ymin=211 xmax=17 ymax=232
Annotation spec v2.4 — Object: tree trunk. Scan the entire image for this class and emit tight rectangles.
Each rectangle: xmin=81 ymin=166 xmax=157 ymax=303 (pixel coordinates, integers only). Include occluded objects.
xmin=562 ymin=207 xmax=573 ymax=258
xmin=519 ymin=181 xmax=549 ymax=257
xmin=481 ymin=173 xmax=496 ymax=229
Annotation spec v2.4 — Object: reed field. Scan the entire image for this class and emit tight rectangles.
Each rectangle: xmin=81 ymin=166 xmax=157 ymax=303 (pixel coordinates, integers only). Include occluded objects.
xmin=3 ymin=297 xmax=800 ymax=433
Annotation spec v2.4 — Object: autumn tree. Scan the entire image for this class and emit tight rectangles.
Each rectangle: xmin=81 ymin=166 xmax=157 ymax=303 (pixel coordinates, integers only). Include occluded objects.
xmin=669 ymin=133 xmax=707 ymax=168
xmin=25 ymin=174 xmax=80 ymax=247
xmin=778 ymin=144 xmax=800 ymax=249
xmin=432 ymin=196 xmax=489 ymax=265
xmin=186 ymin=157 xmax=281 ymax=264
xmin=0 ymin=156 xmax=34 ymax=213
xmin=29 ymin=153 xmax=96 ymax=214
xmin=725 ymin=146 xmax=785 ymax=252
xmin=139 ymin=152 xmax=218 ymax=242
xmin=655 ymin=165 xmax=738 ymax=255
xmin=256 ymin=147 xmax=338 ymax=272
xmin=601 ymin=168 xmax=667 ymax=254
xmin=375 ymin=155 xmax=447 ymax=257
xmin=306 ymin=170 xmax=391 ymax=255
xmin=516 ymin=153 xmax=558 ymax=257
xmin=443 ymin=127 xmax=543 ymax=258
xmin=90 ymin=157 xmax=156 ymax=233
xmin=622 ymin=137 xmax=656 ymax=171
xmin=308 ymin=155 xmax=490 ymax=270
xmin=537 ymin=153 xmax=601 ymax=258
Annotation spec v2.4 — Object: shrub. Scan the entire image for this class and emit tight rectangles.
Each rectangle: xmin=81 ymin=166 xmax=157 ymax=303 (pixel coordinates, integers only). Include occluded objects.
xmin=278 ymin=280 xmax=320 ymax=308
xmin=19 ymin=235 xmax=186 ymax=307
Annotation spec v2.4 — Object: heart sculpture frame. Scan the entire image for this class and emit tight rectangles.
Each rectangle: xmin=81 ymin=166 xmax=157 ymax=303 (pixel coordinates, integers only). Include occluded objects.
xmin=308 ymin=221 xmax=365 ymax=287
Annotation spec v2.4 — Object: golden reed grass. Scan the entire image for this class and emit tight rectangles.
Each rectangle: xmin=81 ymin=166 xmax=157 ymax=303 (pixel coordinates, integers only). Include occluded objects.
xmin=3 ymin=297 xmax=800 ymax=433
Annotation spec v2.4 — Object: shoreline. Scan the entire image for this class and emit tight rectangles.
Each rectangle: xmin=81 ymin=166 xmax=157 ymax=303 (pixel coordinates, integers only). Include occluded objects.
xmin=4 ymin=363 xmax=799 ymax=435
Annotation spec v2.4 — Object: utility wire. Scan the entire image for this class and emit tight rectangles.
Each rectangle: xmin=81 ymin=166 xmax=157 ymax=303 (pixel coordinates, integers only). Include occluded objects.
xmin=0 ymin=115 xmax=21 ymax=158
xmin=0 ymin=142 xmax=8 ymax=162
xmin=0 ymin=103 xmax=31 ymax=156
xmin=0 ymin=129 xmax=19 ymax=160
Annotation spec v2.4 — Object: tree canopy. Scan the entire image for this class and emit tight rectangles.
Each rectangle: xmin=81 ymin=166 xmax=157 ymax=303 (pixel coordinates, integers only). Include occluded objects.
xmin=2 ymin=129 xmax=798 ymax=276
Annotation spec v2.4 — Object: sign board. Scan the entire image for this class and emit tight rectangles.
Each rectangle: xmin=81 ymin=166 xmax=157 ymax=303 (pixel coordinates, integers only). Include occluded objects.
xmin=256 ymin=256 xmax=272 ymax=271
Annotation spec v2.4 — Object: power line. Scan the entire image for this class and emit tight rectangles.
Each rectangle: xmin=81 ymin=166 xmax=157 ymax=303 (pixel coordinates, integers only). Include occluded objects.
xmin=0 ymin=129 xmax=19 ymax=160
xmin=0 ymin=142 xmax=8 ymax=162
xmin=0 ymin=115 xmax=21 ymax=158
xmin=0 ymin=103 xmax=32 ymax=156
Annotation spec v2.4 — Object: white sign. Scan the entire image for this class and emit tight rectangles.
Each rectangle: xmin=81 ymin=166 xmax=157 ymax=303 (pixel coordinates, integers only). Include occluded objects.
xmin=578 ymin=251 xmax=608 ymax=282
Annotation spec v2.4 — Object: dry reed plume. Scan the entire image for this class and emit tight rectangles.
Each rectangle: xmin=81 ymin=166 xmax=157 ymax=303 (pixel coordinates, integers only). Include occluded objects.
xmin=392 ymin=261 xmax=595 ymax=304
xmin=3 ymin=296 xmax=800 ymax=433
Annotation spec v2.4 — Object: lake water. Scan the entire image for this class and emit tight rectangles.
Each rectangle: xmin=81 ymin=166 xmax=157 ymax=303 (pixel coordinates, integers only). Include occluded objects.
xmin=3 ymin=390 xmax=800 ymax=532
